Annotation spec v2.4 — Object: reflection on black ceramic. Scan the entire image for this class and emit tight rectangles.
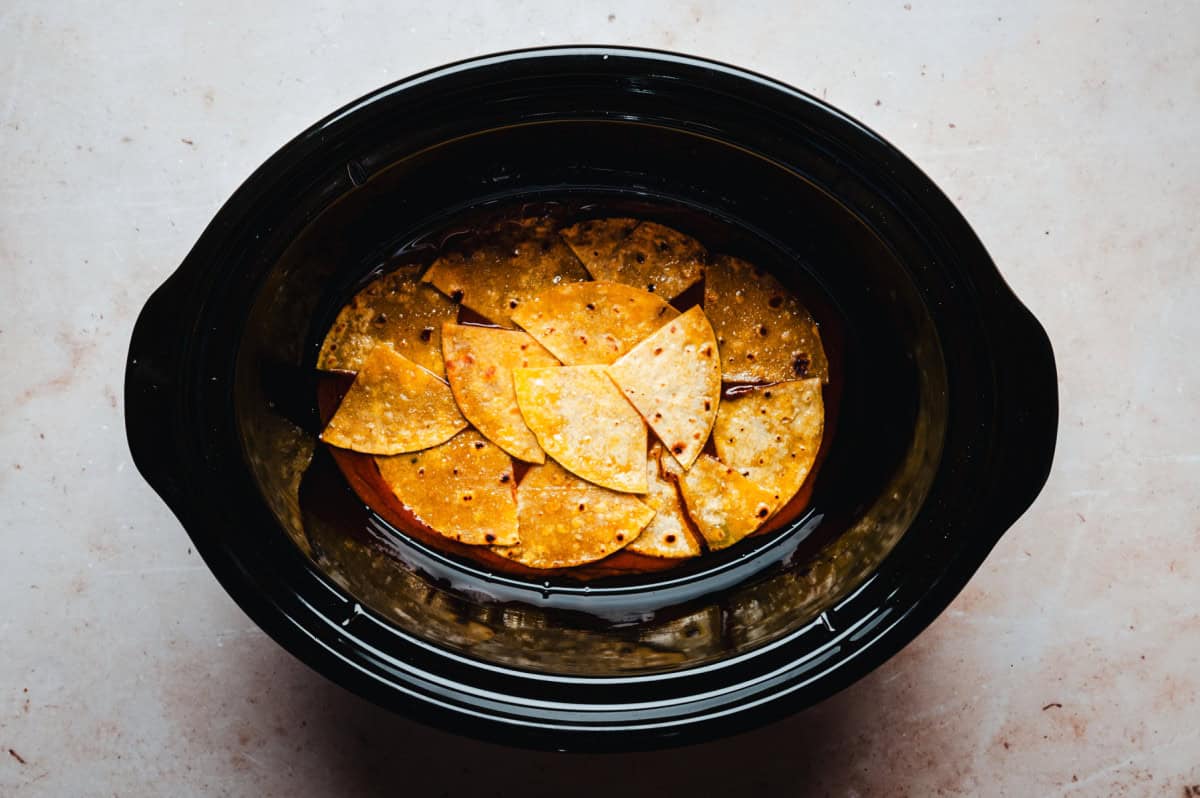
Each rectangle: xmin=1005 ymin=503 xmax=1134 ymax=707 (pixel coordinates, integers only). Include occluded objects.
xmin=125 ymin=47 xmax=1057 ymax=751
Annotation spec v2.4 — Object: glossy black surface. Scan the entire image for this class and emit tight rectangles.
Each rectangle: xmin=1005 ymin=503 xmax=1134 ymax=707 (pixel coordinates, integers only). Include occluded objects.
xmin=125 ymin=46 xmax=1057 ymax=750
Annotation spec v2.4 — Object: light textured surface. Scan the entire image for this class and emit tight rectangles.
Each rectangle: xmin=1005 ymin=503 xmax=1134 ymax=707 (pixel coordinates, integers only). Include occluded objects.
xmin=1 ymin=0 xmax=1197 ymax=795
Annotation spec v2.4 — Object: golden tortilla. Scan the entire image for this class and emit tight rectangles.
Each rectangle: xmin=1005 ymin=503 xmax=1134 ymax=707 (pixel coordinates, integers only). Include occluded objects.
xmin=714 ymin=378 xmax=824 ymax=508
xmin=677 ymin=454 xmax=778 ymax=550
xmin=512 ymin=365 xmax=647 ymax=493
xmin=628 ymin=444 xmax=703 ymax=558
xmin=319 ymin=344 xmax=467 ymax=454
xmin=442 ymin=323 xmax=560 ymax=463
xmin=659 ymin=443 xmax=686 ymax=480
xmin=317 ymin=265 xmax=458 ymax=377
xmin=375 ymin=429 xmax=518 ymax=546
xmin=510 ymin=281 xmax=679 ymax=365
xmin=559 ymin=217 xmax=639 ymax=271
xmin=495 ymin=459 xmax=653 ymax=568
xmin=580 ymin=221 xmax=705 ymax=300
xmin=605 ymin=306 xmax=721 ymax=470
xmin=704 ymin=254 xmax=829 ymax=383
xmin=422 ymin=222 xmax=589 ymax=327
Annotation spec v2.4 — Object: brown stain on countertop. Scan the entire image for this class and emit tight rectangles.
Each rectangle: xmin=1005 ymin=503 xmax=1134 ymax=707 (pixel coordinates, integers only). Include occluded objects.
xmin=13 ymin=329 xmax=96 ymax=406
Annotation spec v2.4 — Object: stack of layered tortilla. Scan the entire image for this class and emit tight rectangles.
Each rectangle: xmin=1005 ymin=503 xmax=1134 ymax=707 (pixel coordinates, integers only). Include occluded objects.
xmin=317 ymin=218 xmax=826 ymax=570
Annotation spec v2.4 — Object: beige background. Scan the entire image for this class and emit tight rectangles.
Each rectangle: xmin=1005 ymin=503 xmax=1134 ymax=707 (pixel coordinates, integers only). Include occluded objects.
xmin=2 ymin=0 xmax=1198 ymax=795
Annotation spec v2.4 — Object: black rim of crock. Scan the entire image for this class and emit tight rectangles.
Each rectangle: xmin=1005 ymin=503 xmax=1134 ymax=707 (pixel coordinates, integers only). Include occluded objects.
xmin=124 ymin=45 xmax=1058 ymax=751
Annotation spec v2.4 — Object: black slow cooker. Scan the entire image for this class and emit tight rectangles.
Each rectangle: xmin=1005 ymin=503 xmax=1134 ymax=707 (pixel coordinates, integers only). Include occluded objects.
xmin=125 ymin=46 xmax=1057 ymax=750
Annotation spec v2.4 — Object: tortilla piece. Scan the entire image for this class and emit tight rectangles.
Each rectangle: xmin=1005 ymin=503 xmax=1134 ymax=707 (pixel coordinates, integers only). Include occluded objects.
xmin=319 ymin=344 xmax=467 ymax=454
xmin=559 ymin=217 xmax=640 ymax=272
xmin=422 ymin=222 xmax=589 ymax=327
xmin=659 ymin=443 xmax=686 ymax=480
xmin=495 ymin=460 xmax=653 ymax=568
xmin=442 ymin=323 xmax=560 ymax=463
xmin=317 ymin=265 xmax=458 ymax=377
xmin=510 ymin=281 xmax=679 ymax=365
xmin=714 ymin=379 xmax=824 ymax=507
xmin=512 ymin=364 xmax=647 ymax=492
xmin=375 ymin=430 xmax=518 ymax=546
xmin=628 ymin=444 xmax=703 ymax=558
xmin=703 ymin=254 xmax=830 ymax=383
xmin=677 ymin=455 xmax=778 ymax=550
xmin=605 ymin=306 xmax=721 ymax=470
xmin=581 ymin=221 xmax=705 ymax=300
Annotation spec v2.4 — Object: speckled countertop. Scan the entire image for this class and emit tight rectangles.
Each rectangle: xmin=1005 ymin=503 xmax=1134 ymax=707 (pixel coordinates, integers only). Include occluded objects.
xmin=2 ymin=1 xmax=1197 ymax=795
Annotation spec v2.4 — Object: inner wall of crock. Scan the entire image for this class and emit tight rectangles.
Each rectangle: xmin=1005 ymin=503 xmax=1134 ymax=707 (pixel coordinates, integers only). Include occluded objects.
xmin=235 ymin=120 xmax=946 ymax=676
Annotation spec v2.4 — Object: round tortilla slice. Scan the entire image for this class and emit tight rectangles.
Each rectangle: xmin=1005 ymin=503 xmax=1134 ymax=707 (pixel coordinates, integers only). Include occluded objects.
xmin=317 ymin=265 xmax=458 ymax=377
xmin=605 ymin=306 xmax=721 ymax=470
xmin=375 ymin=429 xmax=518 ymax=546
xmin=319 ymin=344 xmax=467 ymax=454
xmin=559 ymin=217 xmax=640 ymax=273
xmin=703 ymin=254 xmax=830 ymax=383
xmin=512 ymin=364 xmax=647 ymax=493
xmin=580 ymin=221 xmax=705 ymax=300
xmin=494 ymin=459 xmax=653 ymax=568
xmin=713 ymin=379 xmax=824 ymax=508
xmin=422 ymin=222 xmax=589 ymax=327
xmin=442 ymin=323 xmax=560 ymax=463
xmin=510 ymin=281 xmax=679 ymax=365
xmin=676 ymin=454 xmax=778 ymax=550
xmin=628 ymin=444 xmax=703 ymax=558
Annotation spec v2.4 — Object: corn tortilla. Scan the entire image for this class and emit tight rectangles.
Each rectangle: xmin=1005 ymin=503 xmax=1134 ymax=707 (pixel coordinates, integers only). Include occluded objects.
xmin=704 ymin=254 xmax=829 ymax=383
xmin=317 ymin=265 xmax=458 ymax=377
xmin=375 ymin=429 xmax=518 ymax=546
xmin=605 ymin=306 xmax=721 ymax=470
xmin=628 ymin=444 xmax=703 ymax=558
xmin=577 ymin=221 xmax=705 ymax=300
xmin=677 ymin=455 xmax=778 ymax=550
xmin=495 ymin=460 xmax=653 ymax=568
xmin=714 ymin=379 xmax=824 ymax=508
xmin=512 ymin=365 xmax=647 ymax=493
xmin=510 ymin=281 xmax=679 ymax=365
xmin=442 ymin=323 xmax=560 ymax=463
xmin=422 ymin=222 xmax=589 ymax=327
xmin=559 ymin=217 xmax=639 ymax=271
xmin=320 ymin=344 xmax=467 ymax=454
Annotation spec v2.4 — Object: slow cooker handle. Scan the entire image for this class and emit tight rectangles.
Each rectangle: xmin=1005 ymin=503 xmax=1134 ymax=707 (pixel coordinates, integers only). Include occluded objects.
xmin=983 ymin=301 xmax=1058 ymax=536
xmin=124 ymin=272 xmax=192 ymax=509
